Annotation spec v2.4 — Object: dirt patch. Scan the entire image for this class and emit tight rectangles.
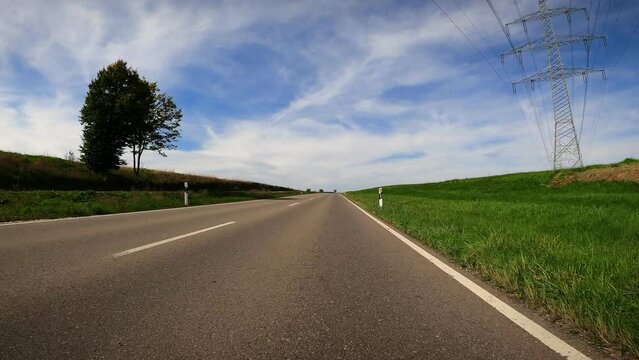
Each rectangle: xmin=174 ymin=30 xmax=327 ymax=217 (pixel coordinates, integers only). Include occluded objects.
xmin=551 ymin=164 xmax=639 ymax=186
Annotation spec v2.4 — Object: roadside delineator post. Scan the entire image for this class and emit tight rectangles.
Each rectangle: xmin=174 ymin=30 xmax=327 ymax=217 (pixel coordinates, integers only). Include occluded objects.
xmin=378 ymin=187 xmax=383 ymax=208
xmin=184 ymin=181 xmax=189 ymax=206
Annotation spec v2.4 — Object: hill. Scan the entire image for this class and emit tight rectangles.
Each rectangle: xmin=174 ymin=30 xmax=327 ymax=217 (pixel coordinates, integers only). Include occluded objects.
xmin=346 ymin=159 xmax=639 ymax=357
xmin=551 ymin=158 xmax=639 ymax=186
xmin=0 ymin=150 xmax=295 ymax=222
xmin=0 ymin=150 xmax=290 ymax=192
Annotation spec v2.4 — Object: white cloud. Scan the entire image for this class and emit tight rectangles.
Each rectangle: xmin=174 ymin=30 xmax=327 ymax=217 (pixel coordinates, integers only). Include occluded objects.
xmin=142 ymin=91 xmax=550 ymax=190
xmin=0 ymin=93 xmax=81 ymax=156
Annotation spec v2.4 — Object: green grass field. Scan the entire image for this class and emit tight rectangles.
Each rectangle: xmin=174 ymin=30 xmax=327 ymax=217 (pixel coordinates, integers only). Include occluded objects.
xmin=346 ymin=161 xmax=639 ymax=356
xmin=0 ymin=190 xmax=297 ymax=222
xmin=0 ymin=150 xmax=296 ymax=222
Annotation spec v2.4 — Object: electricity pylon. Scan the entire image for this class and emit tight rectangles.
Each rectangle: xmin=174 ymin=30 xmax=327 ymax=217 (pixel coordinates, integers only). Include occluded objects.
xmin=502 ymin=0 xmax=605 ymax=169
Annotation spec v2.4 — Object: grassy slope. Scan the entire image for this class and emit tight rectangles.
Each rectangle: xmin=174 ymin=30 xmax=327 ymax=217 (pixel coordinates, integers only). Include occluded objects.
xmin=0 ymin=190 xmax=296 ymax=222
xmin=0 ymin=150 xmax=296 ymax=222
xmin=0 ymin=150 xmax=290 ymax=191
xmin=346 ymin=162 xmax=639 ymax=356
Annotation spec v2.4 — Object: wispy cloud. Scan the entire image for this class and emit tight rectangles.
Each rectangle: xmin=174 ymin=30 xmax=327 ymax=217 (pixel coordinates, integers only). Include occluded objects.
xmin=368 ymin=151 xmax=426 ymax=164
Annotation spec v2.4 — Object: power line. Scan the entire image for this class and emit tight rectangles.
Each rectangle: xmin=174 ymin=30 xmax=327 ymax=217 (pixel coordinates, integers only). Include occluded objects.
xmin=486 ymin=0 xmax=551 ymax=162
xmin=599 ymin=0 xmax=612 ymax=36
xmin=579 ymin=1 xmax=596 ymax=148
xmin=430 ymin=0 xmax=548 ymax=160
xmin=486 ymin=0 xmax=513 ymax=47
xmin=592 ymin=0 xmax=602 ymax=35
xmin=512 ymin=0 xmax=553 ymax=147
xmin=592 ymin=0 xmax=612 ymax=66
xmin=589 ymin=78 xmax=607 ymax=147
xmin=433 ymin=0 xmax=549 ymax=158
xmin=588 ymin=0 xmax=599 ymax=35
xmin=594 ymin=13 xmax=637 ymax=146
xmin=430 ymin=0 xmax=509 ymax=86
xmin=501 ymin=0 xmax=606 ymax=169
xmin=615 ymin=20 xmax=639 ymax=65
xmin=611 ymin=0 xmax=626 ymax=33
xmin=569 ymin=0 xmax=576 ymax=112
xmin=452 ymin=0 xmax=495 ymax=56
xmin=579 ymin=1 xmax=596 ymax=146
xmin=575 ymin=0 xmax=608 ymax=153
xmin=593 ymin=16 xmax=639 ymax=147
xmin=586 ymin=0 xmax=614 ymax=145
xmin=570 ymin=0 xmax=586 ymax=144
xmin=578 ymin=68 xmax=591 ymax=142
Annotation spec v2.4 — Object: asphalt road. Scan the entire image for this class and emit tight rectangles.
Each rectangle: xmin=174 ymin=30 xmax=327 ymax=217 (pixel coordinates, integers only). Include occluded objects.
xmin=0 ymin=194 xmax=594 ymax=359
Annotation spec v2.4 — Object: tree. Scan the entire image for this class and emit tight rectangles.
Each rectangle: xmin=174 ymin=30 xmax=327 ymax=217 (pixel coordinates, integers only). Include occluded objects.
xmin=79 ymin=60 xmax=152 ymax=172
xmin=64 ymin=151 xmax=76 ymax=162
xmin=127 ymin=82 xmax=182 ymax=175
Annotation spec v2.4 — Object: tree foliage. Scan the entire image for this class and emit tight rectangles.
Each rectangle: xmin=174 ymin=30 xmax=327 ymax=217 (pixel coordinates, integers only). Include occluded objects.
xmin=127 ymin=82 xmax=182 ymax=175
xmin=79 ymin=60 xmax=181 ymax=174
xmin=80 ymin=60 xmax=152 ymax=172
xmin=64 ymin=151 xmax=76 ymax=162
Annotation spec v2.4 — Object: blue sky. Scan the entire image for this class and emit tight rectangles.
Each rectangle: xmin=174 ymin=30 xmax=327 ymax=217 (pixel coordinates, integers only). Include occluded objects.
xmin=1 ymin=0 xmax=637 ymax=190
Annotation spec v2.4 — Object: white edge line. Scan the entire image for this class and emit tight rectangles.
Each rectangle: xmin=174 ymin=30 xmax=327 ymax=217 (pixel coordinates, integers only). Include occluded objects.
xmin=112 ymin=221 xmax=235 ymax=257
xmin=288 ymin=202 xmax=300 ymax=207
xmin=0 ymin=199 xmax=268 ymax=227
xmin=340 ymin=195 xmax=588 ymax=360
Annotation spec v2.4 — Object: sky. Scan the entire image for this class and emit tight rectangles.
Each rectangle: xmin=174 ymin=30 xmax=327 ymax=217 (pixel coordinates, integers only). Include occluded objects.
xmin=1 ymin=0 xmax=638 ymax=191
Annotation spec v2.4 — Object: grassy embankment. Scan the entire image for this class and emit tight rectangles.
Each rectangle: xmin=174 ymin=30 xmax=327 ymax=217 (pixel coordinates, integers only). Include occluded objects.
xmin=347 ymin=159 xmax=639 ymax=356
xmin=0 ymin=150 xmax=296 ymax=222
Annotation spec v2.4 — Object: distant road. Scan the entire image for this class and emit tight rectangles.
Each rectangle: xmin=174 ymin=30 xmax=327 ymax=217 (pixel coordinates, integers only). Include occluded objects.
xmin=0 ymin=194 xmax=594 ymax=359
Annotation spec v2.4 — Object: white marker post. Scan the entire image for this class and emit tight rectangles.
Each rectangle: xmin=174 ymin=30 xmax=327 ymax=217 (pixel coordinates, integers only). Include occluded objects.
xmin=184 ymin=181 xmax=189 ymax=206
xmin=378 ymin=187 xmax=383 ymax=208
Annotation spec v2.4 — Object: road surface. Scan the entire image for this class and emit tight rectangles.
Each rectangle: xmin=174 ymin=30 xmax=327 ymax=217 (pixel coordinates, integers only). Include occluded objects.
xmin=0 ymin=194 xmax=595 ymax=359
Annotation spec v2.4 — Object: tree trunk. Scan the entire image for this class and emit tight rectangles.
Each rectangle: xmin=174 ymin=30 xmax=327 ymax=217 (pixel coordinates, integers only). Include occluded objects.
xmin=132 ymin=145 xmax=138 ymax=175
xmin=137 ymin=150 xmax=143 ymax=175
